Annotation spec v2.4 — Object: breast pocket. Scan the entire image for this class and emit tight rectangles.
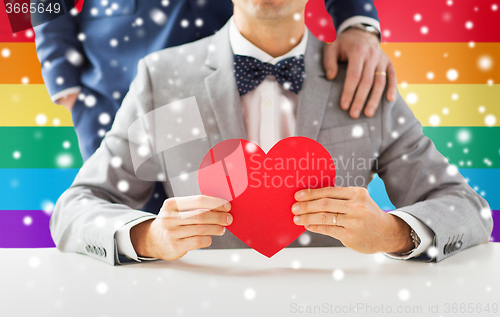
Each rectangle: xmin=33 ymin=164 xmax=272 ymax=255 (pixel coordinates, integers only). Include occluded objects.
xmin=79 ymin=0 xmax=136 ymax=19
xmin=317 ymin=122 xmax=371 ymax=146
xmin=318 ymin=123 xmax=375 ymax=188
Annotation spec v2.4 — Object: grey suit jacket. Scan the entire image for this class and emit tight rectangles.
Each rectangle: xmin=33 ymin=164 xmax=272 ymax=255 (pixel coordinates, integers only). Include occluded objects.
xmin=51 ymin=22 xmax=493 ymax=265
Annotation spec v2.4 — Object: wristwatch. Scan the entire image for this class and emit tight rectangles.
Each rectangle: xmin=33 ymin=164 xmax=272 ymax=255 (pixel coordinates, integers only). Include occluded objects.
xmin=346 ymin=23 xmax=381 ymax=38
xmin=395 ymin=228 xmax=421 ymax=257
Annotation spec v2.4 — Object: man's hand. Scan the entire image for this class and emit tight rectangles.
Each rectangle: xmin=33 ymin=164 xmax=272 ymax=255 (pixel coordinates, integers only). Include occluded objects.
xmin=292 ymin=187 xmax=414 ymax=254
xmin=323 ymin=28 xmax=398 ymax=118
xmin=130 ymin=195 xmax=233 ymax=261
xmin=54 ymin=92 xmax=79 ymax=112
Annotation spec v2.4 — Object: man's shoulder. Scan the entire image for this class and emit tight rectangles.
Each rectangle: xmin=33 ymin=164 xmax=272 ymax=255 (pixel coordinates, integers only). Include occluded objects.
xmin=142 ymin=35 xmax=215 ymax=70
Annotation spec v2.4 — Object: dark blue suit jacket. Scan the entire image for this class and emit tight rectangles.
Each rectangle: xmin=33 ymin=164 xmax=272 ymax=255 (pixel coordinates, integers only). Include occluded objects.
xmin=34 ymin=0 xmax=378 ymax=160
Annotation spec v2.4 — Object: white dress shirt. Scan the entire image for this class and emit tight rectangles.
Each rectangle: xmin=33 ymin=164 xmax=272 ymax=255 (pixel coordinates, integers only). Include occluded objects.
xmin=230 ymin=18 xmax=308 ymax=153
xmin=115 ymin=17 xmax=433 ymax=262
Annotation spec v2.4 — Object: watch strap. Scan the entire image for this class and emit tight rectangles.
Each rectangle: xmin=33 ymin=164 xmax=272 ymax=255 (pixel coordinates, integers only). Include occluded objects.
xmin=346 ymin=23 xmax=381 ymax=39
xmin=392 ymin=228 xmax=421 ymax=257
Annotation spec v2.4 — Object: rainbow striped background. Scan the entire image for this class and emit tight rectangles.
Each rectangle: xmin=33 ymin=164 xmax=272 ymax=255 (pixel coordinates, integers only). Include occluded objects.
xmin=0 ymin=0 xmax=498 ymax=247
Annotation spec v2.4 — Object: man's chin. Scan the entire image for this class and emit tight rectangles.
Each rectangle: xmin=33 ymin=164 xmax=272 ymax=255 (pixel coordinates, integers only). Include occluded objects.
xmin=243 ymin=0 xmax=301 ymax=20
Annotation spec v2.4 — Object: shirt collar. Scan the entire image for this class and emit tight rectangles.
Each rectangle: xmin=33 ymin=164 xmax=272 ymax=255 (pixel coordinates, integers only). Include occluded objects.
xmin=229 ymin=16 xmax=308 ymax=65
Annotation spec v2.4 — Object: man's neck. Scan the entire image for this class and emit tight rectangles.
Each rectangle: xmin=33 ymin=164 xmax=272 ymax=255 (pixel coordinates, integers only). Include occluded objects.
xmin=233 ymin=9 xmax=305 ymax=58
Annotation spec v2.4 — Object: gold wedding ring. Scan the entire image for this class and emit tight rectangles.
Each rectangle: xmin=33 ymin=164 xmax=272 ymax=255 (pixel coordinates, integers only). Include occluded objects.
xmin=333 ymin=212 xmax=338 ymax=227
xmin=375 ymin=71 xmax=387 ymax=76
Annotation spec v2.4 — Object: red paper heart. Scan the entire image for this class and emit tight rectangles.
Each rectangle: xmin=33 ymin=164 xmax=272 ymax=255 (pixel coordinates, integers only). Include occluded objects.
xmin=198 ymin=137 xmax=336 ymax=257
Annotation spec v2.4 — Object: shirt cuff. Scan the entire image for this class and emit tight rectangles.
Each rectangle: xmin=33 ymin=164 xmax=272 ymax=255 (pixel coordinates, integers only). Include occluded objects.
xmin=51 ymin=86 xmax=82 ymax=103
xmin=336 ymin=16 xmax=381 ymax=35
xmin=115 ymin=215 xmax=158 ymax=262
xmin=384 ymin=210 xmax=434 ymax=260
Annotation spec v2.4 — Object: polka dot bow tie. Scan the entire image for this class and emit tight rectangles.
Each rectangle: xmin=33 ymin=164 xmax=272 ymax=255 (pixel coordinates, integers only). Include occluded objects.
xmin=233 ymin=54 xmax=305 ymax=95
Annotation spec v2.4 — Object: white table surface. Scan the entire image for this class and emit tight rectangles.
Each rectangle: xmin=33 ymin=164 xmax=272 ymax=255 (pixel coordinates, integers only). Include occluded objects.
xmin=1 ymin=244 xmax=499 ymax=317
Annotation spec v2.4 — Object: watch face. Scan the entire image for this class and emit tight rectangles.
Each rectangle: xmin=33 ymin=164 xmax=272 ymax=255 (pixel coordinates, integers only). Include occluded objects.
xmin=355 ymin=24 xmax=380 ymax=36
xmin=365 ymin=26 xmax=377 ymax=33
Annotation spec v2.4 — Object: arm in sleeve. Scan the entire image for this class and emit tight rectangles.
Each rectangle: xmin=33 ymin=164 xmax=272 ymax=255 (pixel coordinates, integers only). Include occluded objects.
xmin=384 ymin=211 xmax=434 ymax=260
xmin=51 ymin=59 xmax=163 ymax=266
xmin=375 ymin=92 xmax=494 ymax=262
xmin=115 ymin=216 xmax=158 ymax=262
xmin=33 ymin=8 xmax=84 ymax=100
xmin=324 ymin=0 xmax=380 ymax=34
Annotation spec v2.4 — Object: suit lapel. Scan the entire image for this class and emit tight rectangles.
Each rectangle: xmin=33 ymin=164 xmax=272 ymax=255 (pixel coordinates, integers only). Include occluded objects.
xmin=294 ymin=32 xmax=333 ymax=141
xmin=204 ymin=24 xmax=247 ymax=141
xmin=204 ymin=26 xmax=332 ymax=142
